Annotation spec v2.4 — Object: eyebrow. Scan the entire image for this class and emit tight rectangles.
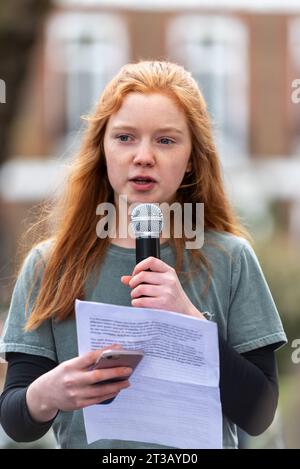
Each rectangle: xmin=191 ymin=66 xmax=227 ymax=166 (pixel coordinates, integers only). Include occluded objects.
xmin=110 ymin=125 xmax=184 ymax=135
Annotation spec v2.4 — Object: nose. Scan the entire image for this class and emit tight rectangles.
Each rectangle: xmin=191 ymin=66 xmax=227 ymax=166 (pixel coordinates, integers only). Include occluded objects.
xmin=132 ymin=141 xmax=155 ymax=167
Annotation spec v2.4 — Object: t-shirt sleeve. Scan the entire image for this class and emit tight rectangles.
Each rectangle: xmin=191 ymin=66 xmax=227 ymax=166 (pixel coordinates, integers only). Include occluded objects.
xmin=0 ymin=245 xmax=57 ymax=362
xmin=227 ymin=241 xmax=288 ymax=354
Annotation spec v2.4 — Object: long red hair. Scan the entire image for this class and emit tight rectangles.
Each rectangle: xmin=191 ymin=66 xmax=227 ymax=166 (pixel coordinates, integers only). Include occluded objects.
xmin=25 ymin=60 xmax=250 ymax=331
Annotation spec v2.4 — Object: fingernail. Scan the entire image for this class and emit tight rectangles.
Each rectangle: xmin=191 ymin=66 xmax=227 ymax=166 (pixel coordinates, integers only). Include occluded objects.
xmin=122 ymin=381 xmax=130 ymax=388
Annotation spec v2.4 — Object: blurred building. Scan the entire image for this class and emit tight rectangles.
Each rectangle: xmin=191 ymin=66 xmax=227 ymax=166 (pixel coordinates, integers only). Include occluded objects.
xmin=1 ymin=0 xmax=300 ymax=302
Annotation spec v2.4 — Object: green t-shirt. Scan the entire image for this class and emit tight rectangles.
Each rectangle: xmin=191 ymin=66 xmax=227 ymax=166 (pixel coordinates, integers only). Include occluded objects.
xmin=0 ymin=230 xmax=287 ymax=449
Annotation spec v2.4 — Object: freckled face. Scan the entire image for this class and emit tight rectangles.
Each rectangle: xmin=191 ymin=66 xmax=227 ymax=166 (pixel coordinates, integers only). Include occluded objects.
xmin=103 ymin=92 xmax=192 ymax=208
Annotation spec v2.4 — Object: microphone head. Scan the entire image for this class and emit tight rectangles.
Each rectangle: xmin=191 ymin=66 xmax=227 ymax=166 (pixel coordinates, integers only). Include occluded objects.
xmin=130 ymin=203 xmax=163 ymax=238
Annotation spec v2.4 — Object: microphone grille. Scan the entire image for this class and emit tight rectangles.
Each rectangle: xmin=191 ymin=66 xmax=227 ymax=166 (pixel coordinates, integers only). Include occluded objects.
xmin=130 ymin=203 xmax=163 ymax=238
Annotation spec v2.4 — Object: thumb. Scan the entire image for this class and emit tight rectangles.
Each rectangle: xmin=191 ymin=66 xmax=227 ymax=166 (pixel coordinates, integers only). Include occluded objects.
xmin=121 ymin=275 xmax=132 ymax=285
xmin=81 ymin=344 xmax=124 ymax=370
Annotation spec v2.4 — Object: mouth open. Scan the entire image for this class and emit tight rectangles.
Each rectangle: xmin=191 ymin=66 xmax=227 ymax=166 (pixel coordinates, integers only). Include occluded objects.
xmin=129 ymin=177 xmax=157 ymax=191
xmin=132 ymin=178 xmax=153 ymax=185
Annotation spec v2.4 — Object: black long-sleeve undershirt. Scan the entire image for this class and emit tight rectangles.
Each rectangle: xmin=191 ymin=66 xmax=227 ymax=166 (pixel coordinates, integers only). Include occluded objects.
xmin=0 ymin=353 xmax=57 ymax=442
xmin=0 ymin=337 xmax=280 ymax=444
xmin=218 ymin=336 xmax=279 ymax=436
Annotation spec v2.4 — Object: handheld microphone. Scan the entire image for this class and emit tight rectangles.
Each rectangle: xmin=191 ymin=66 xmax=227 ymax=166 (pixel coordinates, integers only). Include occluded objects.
xmin=130 ymin=203 xmax=164 ymax=264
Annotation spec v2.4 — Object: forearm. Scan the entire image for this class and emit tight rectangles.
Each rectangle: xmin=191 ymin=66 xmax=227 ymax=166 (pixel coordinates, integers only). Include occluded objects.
xmin=0 ymin=387 xmax=56 ymax=442
xmin=26 ymin=376 xmax=59 ymax=423
xmin=218 ymin=334 xmax=279 ymax=436
xmin=0 ymin=353 xmax=58 ymax=442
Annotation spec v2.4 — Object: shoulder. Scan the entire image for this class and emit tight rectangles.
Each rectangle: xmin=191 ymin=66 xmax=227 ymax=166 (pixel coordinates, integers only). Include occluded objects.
xmin=19 ymin=238 xmax=54 ymax=278
xmin=203 ymin=230 xmax=252 ymax=264
xmin=203 ymin=231 xmax=268 ymax=297
xmin=32 ymin=238 xmax=54 ymax=263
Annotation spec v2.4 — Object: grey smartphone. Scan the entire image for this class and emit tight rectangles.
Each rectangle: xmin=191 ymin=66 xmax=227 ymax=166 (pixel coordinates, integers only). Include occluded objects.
xmin=93 ymin=349 xmax=144 ymax=404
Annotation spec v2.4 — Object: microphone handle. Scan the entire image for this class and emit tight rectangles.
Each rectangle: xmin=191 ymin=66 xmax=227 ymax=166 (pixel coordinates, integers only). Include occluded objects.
xmin=136 ymin=237 xmax=161 ymax=264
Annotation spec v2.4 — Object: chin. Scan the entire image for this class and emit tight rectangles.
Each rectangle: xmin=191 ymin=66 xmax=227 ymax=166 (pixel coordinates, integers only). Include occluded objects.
xmin=128 ymin=192 xmax=158 ymax=203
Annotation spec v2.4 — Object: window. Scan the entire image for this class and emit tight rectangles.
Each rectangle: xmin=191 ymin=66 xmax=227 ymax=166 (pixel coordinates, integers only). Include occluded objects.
xmin=45 ymin=12 xmax=129 ymax=138
xmin=167 ymin=15 xmax=249 ymax=165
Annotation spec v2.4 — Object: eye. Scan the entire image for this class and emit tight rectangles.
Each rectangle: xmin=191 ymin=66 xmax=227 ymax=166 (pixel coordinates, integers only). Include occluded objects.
xmin=116 ymin=134 xmax=131 ymax=142
xmin=159 ymin=137 xmax=175 ymax=145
